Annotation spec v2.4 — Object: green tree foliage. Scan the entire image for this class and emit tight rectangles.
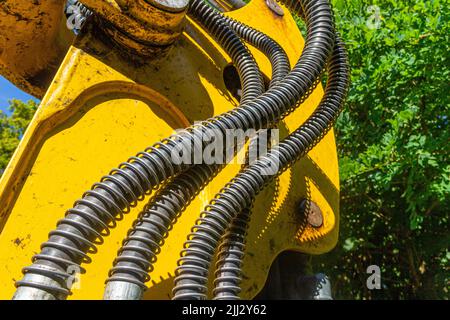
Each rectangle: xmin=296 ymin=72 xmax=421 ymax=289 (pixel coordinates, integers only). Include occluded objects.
xmin=0 ymin=99 xmax=38 ymax=175
xmin=313 ymin=0 xmax=449 ymax=299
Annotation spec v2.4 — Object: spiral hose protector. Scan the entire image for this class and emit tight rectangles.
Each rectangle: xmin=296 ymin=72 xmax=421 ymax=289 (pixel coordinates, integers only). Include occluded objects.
xmin=213 ymin=118 xmax=277 ymax=300
xmin=213 ymin=207 xmax=251 ymax=300
xmin=104 ymin=164 xmax=223 ymax=299
xmin=12 ymin=0 xmax=264 ymax=300
xmin=14 ymin=0 xmax=337 ymax=300
xmin=187 ymin=0 xmax=265 ymax=104
xmin=103 ymin=9 xmax=292 ymax=299
xmin=222 ymin=16 xmax=290 ymax=87
xmin=172 ymin=36 xmax=350 ymax=300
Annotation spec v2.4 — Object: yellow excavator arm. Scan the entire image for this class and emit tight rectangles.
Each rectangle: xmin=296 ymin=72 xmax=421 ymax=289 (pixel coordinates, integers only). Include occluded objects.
xmin=0 ymin=0 xmax=348 ymax=300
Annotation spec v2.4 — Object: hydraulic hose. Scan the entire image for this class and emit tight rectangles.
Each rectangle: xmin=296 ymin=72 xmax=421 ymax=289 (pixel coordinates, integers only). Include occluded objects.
xmin=213 ymin=207 xmax=251 ymax=300
xmin=223 ymin=16 xmax=291 ymax=87
xmin=213 ymin=117 xmax=277 ymax=300
xmin=14 ymin=0 xmax=336 ymax=300
xmin=13 ymin=0 xmax=264 ymax=300
xmin=103 ymin=11 xmax=292 ymax=300
xmin=104 ymin=164 xmax=223 ymax=300
xmin=188 ymin=1 xmax=265 ymax=105
xmin=172 ymin=36 xmax=350 ymax=300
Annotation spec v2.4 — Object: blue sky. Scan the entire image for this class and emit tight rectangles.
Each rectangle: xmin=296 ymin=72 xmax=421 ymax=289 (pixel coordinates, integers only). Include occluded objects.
xmin=0 ymin=76 xmax=39 ymax=115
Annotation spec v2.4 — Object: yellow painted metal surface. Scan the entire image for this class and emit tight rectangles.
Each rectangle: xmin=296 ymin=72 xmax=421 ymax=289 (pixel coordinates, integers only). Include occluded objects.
xmin=80 ymin=0 xmax=189 ymax=57
xmin=0 ymin=0 xmax=339 ymax=299
xmin=0 ymin=0 xmax=74 ymax=98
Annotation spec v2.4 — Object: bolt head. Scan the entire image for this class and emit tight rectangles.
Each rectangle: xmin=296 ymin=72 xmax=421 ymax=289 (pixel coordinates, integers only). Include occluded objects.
xmin=265 ymin=0 xmax=285 ymax=16
xmin=298 ymin=199 xmax=323 ymax=228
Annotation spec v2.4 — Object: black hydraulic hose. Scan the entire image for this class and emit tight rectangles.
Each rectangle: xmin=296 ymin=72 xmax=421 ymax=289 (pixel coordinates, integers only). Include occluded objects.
xmin=188 ymin=0 xmax=265 ymax=105
xmin=223 ymin=16 xmax=291 ymax=87
xmin=213 ymin=207 xmax=251 ymax=300
xmin=212 ymin=118 xmax=276 ymax=300
xmin=103 ymin=11 xmax=292 ymax=299
xmin=14 ymin=0 xmax=335 ymax=299
xmin=186 ymin=0 xmax=335 ymax=134
xmin=13 ymin=1 xmax=264 ymax=300
xmin=104 ymin=164 xmax=223 ymax=299
xmin=172 ymin=36 xmax=350 ymax=300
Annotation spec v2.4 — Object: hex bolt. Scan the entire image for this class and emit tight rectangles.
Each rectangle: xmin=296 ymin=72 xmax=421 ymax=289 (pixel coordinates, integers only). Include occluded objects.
xmin=265 ymin=0 xmax=284 ymax=16
xmin=298 ymin=199 xmax=323 ymax=228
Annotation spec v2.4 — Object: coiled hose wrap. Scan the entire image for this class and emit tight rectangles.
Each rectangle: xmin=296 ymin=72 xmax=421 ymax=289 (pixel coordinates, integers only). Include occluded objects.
xmin=13 ymin=0 xmax=344 ymax=300
xmin=213 ymin=207 xmax=251 ymax=300
xmin=103 ymin=4 xmax=292 ymax=300
xmin=210 ymin=3 xmax=337 ymax=295
xmin=222 ymin=16 xmax=291 ymax=87
xmin=14 ymin=0 xmax=264 ymax=300
xmin=172 ymin=36 xmax=350 ymax=300
xmin=104 ymin=164 xmax=224 ymax=300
